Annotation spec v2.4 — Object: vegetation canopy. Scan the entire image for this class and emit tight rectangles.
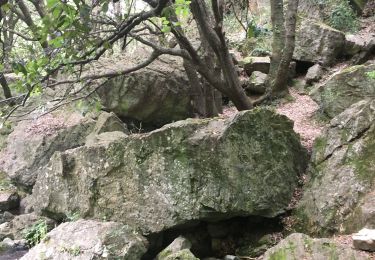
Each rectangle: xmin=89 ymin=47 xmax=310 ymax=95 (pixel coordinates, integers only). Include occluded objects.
xmin=0 ymin=0 xmax=299 ymax=123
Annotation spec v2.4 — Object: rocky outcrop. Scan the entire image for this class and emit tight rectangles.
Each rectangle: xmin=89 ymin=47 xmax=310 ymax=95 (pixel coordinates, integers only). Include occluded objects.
xmin=31 ymin=109 xmax=307 ymax=234
xmin=311 ymin=62 xmax=375 ymax=119
xmin=263 ymin=233 xmax=368 ymax=260
xmin=20 ymin=220 xmax=148 ymax=260
xmin=0 ymin=111 xmax=127 ymax=190
xmin=294 ymin=20 xmax=346 ymax=66
xmin=295 ymin=99 xmax=375 ymax=235
xmin=96 ymin=57 xmax=193 ymax=126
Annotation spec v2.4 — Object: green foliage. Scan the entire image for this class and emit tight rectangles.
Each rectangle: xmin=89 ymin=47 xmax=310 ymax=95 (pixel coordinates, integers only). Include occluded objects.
xmin=366 ymin=70 xmax=375 ymax=79
xmin=64 ymin=212 xmax=81 ymax=222
xmin=75 ymin=99 xmax=102 ymax=116
xmin=160 ymin=0 xmax=191 ymax=34
xmin=23 ymin=220 xmax=48 ymax=247
xmin=59 ymin=245 xmax=82 ymax=256
xmin=328 ymin=0 xmax=359 ymax=32
xmin=246 ymin=19 xmax=268 ymax=39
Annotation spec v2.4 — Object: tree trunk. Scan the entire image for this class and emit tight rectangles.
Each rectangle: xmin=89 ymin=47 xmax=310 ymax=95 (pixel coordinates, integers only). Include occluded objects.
xmin=271 ymin=0 xmax=299 ymax=96
xmin=184 ymin=60 xmax=207 ymax=117
xmin=268 ymin=0 xmax=285 ymax=84
xmin=169 ymin=11 xmax=210 ymax=117
xmin=190 ymin=0 xmax=253 ymax=111
xmin=0 ymin=0 xmax=12 ymax=100
xmin=0 ymin=73 xmax=12 ymax=99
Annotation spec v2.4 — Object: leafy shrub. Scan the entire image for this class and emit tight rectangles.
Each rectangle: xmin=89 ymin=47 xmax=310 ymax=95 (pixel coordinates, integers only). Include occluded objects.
xmin=366 ymin=70 xmax=375 ymax=79
xmin=64 ymin=212 xmax=81 ymax=222
xmin=328 ymin=0 xmax=359 ymax=32
xmin=23 ymin=220 xmax=48 ymax=247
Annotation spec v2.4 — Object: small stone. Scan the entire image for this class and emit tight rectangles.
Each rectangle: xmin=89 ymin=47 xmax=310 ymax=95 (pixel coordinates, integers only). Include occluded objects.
xmin=245 ymin=71 xmax=267 ymax=95
xmin=2 ymin=237 xmax=15 ymax=248
xmin=157 ymin=236 xmax=195 ymax=260
xmin=0 ymin=211 xmax=14 ymax=224
xmin=352 ymin=228 xmax=375 ymax=252
xmin=305 ymin=64 xmax=323 ymax=85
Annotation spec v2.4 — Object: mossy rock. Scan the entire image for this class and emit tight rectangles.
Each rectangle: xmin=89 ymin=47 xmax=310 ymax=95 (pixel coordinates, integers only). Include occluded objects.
xmin=311 ymin=62 xmax=375 ymax=119
xmin=295 ymin=99 xmax=375 ymax=235
xmin=263 ymin=233 xmax=368 ymax=260
xmin=32 ymin=108 xmax=307 ymax=234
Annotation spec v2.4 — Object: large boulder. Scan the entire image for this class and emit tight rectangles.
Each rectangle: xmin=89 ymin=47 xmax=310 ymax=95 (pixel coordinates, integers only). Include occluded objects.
xmin=96 ymin=57 xmax=193 ymax=126
xmin=20 ymin=220 xmax=148 ymax=260
xmin=311 ymin=62 xmax=375 ymax=119
xmin=294 ymin=20 xmax=346 ymax=66
xmin=295 ymin=99 xmax=375 ymax=235
xmin=31 ymin=109 xmax=307 ymax=234
xmin=262 ymin=233 xmax=369 ymax=260
xmin=0 ymin=111 xmax=127 ymax=190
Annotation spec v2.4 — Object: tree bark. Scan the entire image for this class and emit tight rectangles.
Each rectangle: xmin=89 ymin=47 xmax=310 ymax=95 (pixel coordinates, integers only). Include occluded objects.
xmin=0 ymin=73 xmax=12 ymax=99
xmin=184 ymin=60 xmax=207 ymax=117
xmin=0 ymin=0 xmax=12 ymax=100
xmin=271 ymin=0 xmax=299 ymax=96
xmin=190 ymin=0 xmax=253 ymax=111
xmin=268 ymin=0 xmax=285 ymax=83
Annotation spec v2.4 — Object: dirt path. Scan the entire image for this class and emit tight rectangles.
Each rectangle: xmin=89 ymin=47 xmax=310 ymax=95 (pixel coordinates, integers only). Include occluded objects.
xmin=276 ymin=88 xmax=324 ymax=151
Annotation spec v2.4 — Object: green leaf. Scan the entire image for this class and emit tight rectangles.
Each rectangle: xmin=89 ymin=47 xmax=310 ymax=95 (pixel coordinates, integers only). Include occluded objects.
xmin=102 ymin=3 xmax=109 ymax=13
xmin=12 ymin=63 xmax=28 ymax=76
xmin=47 ymin=0 xmax=59 ymax=8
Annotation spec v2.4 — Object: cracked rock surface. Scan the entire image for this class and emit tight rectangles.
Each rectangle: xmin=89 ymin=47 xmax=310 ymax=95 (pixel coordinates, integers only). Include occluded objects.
xmin=295 ymin=99 xmax=375 ymax=235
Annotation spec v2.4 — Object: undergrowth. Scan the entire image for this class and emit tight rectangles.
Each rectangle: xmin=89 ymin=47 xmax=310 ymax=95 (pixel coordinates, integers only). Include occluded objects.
xmin=23 ymin=220 xmax=48 ymax=247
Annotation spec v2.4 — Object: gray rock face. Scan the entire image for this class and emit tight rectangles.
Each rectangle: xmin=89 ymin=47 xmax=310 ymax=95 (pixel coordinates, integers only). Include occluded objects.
xmin=344 ymin=34 xmax=374 ymax=57
xmin=294 ymin=20 xmax=345 ymax=66
xmin=240 ymin=57 xmax=270 ymax=76
xmin=0 ymin=111 xmax=127 ymax=190
xmin=353 ymin=228 xmax=375 ymax=252
xmin=20 ymin=220 xmax=148 ymax=260
xmin=96 ymin=57 xmax=193 ymax=126
xmin=0 ymin=113 xmax=95 ymax=190
xmin=31 ymin=109 xmax=307 ymax=234
xmin=157 ymin=236 xmax=198 ymax=260
xmin=310 ymin=62 xmax=375 ymax=119
xmin=263 ymin=233 xmax=368 ymax=260
xmin=245 ymin=71 xmax=267 ymax=94
xmin=305 ymin=64 xmax=324 ymax=85
xmin=295 ymin=99 xmax=375 ymax=235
